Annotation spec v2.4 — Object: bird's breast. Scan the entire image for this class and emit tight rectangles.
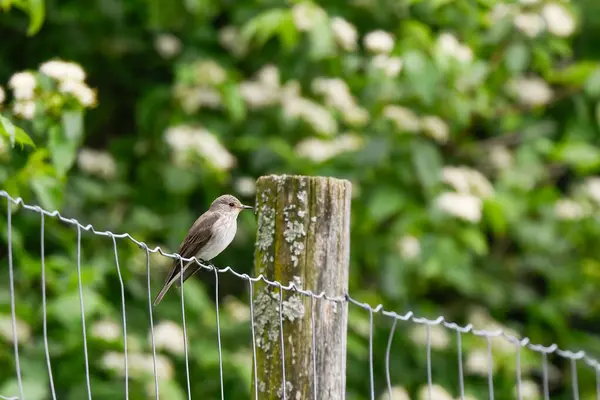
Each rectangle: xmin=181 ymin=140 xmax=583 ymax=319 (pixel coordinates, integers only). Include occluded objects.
xmin=198 ymin=216 xmax=237 ymax=261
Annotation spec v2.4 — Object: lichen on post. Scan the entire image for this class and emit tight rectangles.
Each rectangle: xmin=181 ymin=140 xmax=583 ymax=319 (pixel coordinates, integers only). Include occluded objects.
xmin=252 ymin=174 xmax=351 ymax=400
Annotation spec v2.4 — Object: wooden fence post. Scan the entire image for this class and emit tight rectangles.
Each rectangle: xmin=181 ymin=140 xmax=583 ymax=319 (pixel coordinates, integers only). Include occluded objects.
xmin=252 ymin=174 xmax=351 ymax=400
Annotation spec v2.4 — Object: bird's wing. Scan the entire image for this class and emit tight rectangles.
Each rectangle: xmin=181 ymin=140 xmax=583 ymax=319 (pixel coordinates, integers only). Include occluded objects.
xmin=154 ymin=211 xmax=219 ymax=305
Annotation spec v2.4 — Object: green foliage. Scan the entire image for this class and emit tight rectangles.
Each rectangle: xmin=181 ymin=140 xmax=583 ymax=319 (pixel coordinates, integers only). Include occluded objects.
xmin=1 ymin=0 xmax=600 ymax=399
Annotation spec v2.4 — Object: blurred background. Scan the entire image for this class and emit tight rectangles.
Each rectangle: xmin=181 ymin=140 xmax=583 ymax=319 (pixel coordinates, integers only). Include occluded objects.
xmin=1 ymin=0 xmax=600 ymax=399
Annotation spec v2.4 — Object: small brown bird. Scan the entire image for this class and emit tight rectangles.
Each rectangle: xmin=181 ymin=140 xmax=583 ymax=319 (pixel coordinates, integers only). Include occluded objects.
xmin=153 ymin=194 xmax=253 ymax=306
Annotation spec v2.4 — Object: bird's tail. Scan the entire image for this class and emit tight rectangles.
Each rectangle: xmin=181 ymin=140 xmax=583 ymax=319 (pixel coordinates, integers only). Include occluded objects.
xmin=153 ymin=277 xmax=177 ymax=306
xmin=153 ymin=259 xmax=199 ymax=306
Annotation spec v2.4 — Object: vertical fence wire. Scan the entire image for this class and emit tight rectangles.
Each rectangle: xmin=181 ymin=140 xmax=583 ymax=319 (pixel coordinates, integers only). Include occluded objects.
xmin=278 ymin=285 xmax=287 ymax=400
xmin=311 ymin=296 xmax=318 ymax=400
xmin=541 ymin=352 xmax=550 ymax=400
xmin=76 ymin=226 xmax=92 ymax=400
xmin=515 ymin=343 xmax=522 ymax=400
xmin=596 ymin=367 xmax=600 ymax=400
xmin=145 ymin=247 xmax=159 ymax=399
xmin=486 ymin=336 xmax=494 ymax=400
xmin=40 ymin=213 xmax=57 ymax=400
xmin=7 ymin=200 xmax=24 ymax=400
xmin=457 ymin=331 xmax=465 ymax=400
xmin=111 ymin=235 xmax=128 ymax=400
xmin=385 ymin=318 xmax=398 ymax=400
xmin=571 ymin=358 xmax=579 ymax=400
xmin=179 ymin=258 xmax=191 ymax=400
xmin=248 ymin=279 xmax=258 ymax=400
xmin=214 ymin=267 xmax=225 ymax=400
xmin=368 ymin=308 xmax=375 ymax=400
xmin=426 ymin=325 xmax=433 ymax=400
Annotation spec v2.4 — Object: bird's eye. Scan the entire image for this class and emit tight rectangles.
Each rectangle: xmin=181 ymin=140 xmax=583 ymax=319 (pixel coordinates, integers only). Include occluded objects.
xmin=228 ymin=202 xmax=234 ymax=207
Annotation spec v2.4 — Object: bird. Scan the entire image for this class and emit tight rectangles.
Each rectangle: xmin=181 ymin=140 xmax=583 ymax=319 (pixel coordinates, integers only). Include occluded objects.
xmin=153 ymin=194 xmax=253 ymax=306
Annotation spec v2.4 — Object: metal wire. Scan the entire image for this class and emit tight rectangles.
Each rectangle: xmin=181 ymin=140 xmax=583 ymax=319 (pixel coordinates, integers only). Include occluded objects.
xmin=311 ymin=296 xmax=318 ymax=400
xmin=6 ymin=200 xmax=24 ymax=400
xmin=4 ymin=190 xmax=600 ymax=400
xmin=279 ymin=284 xmax=287 ymax=400
xmin=486 ymin=336 xmax=494 ymax=400
xmin=76 ymin=225 xmax=92 ymax=400
xmin=457 ymin=331 xmax=465 ymax=400
xmin=426 ymin=325 xmax=432 ymax=400
xmin=214 ymin=267 xmax=225 ymax=400
xmin=40 ymin=214 xmax=57 ymax=400
xmin=385 ymin=318 xmax=397 ymax=400
xmin=145 ymin=247 xmax=159 ymax=399
xmin=515 ymin=341 xmax=522 ymax=400
xmin=572 ymin=358 xmax=580 ymax=400
xmin=179 ymin=258 xmax=192 ymax=400
xmin=248 ymin=279 xmax=259 ymax=400
xmin=111 ymin=235 xmax=129 ymax=400
xmin=542 ymin=352 xmax=550 ymax=400
xmin=368 ymin=308 xmax=374 ymax=400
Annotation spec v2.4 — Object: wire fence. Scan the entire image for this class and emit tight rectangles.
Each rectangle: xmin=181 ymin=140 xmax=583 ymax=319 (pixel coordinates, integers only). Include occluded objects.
xmin=2 ymin=189 xmax=600 ymax=400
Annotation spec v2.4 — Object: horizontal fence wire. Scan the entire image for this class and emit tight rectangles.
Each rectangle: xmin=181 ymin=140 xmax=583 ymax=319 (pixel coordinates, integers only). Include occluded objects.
xmin=2 ymin=189 xmax=600 ymax=400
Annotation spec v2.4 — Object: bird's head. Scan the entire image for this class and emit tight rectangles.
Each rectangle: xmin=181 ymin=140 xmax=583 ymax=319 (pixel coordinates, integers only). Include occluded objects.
xmin=210 ymin=194 xmax=254 ymax=215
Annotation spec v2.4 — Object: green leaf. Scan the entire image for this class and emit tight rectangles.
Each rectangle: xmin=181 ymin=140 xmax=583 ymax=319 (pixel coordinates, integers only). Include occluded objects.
xmin=62 ymin=110 xmax=84 ymax=141
xmin=222 ymin=83 xmax=246 ymax=123
xmin=458 ymin=228 xmax=488 ymax=256
xmin=483 ymin=198 xmax=507 ymax=235
xmin=411 ymin=140 xmax=442 ymax=195
xmin=25 ymin=0 xmax=45 ymax=36
xmin=367 ymin=187 xmax=406 ymax=223
xmin=30 ymin=175 xmax=63 ymax=210
xmin=0 ymin=114 xmax=35 ymax=148
xmin=505 ymin=42 xmax=530 ymax=74
xmin=548 ymin=61 xmax=598 ymax=86
xmin=48 ymin=125 xmax=77 ymax=177
xmin=240 ymin=8 xmax=287 ymax=47
xmin=584 ymin=68 xmax=600 ymax=98
xmin=553 ymin=141 xmax=600 ymax=173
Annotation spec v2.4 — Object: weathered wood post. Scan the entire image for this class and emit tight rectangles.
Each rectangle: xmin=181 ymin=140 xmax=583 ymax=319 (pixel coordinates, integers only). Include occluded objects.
xmin=252 ymin=175 xmax=351 ymax=400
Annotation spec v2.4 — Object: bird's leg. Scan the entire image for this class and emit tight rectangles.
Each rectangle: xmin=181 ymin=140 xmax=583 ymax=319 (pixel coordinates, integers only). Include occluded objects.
xmin=199 ymin=258 xmax=217 ymax=270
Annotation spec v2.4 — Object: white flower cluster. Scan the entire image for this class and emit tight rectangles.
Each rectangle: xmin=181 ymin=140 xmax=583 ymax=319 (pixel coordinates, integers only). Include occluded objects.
xmin=234 ymin=176 xmax=256 ymax=197
xmin=152 ymin=320 xmax=185 ymax=355
xmin=101 ymin=351 xmax=174 ymax=380
xmin=312 ymin=77 xmax=369 ymax=128
xmin=239 ymin=65 xmax=281 ymax=109
xmin=295 ymin=133 xmax=363 ymax=163
xmin=77 ymin=148 xmax=118 ymax=179
xmin=397 ymin=235 xmax=420 ymax=260
xmin=364 ymin=30 xmax=395 ymax=54
xmin=218 ymin=26 xmax=247 ymax=58
xmin=331 ymin=17 xmax=358 ymax=51
xmin=164 ymin=124 xmax=236 ymax=170
xmin=442 ymin=166 xmax=494 ymax=198
xmin=508 ymin=76 xmax=553 ymax=107
xmin=91 ymin=319 xmax=121 ymax=342
xmin=490 ymin=2 xmax=576 ymax=38
xmin=291 ymin=2 xmax=326 ymax=32
xmin=435 ymin=33 xmax=473 ymax=64
xmin=371 ymin=54 xmax=404 ymax=78
xmin=378 ymin=386 xmax=410 ymax=400
xmin=154 ymin=33 xmax=182 ymax=59
xmin=554 ymin=198 xmax=587 ymax=220
xmin=408 ymin=324 xmax=450 ymax=349
xmin=435 ymin=166 xmax=494 ymax=223
xmin=0 ymin=314 xmax=31 ymax=344
xmin=40 ymin=60 xmax=97 ymax=107
xmin=8 ymin=71 xmax=37 ymax=119
xmin=383 ymin=105 xmax=450 ymax=143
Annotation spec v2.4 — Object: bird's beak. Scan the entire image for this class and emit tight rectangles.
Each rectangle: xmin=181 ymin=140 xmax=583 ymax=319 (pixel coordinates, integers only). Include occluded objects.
xmin=241 ymin=204 xmax=254 ymax=211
